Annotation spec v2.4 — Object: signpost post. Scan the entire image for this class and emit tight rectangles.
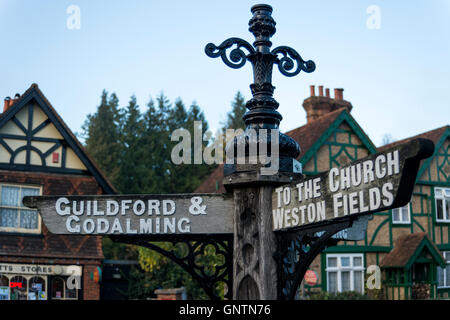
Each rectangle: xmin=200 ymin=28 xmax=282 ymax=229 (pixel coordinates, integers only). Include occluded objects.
xmin=23 ymin=4 xmax=435 ymax=301
xmin=205 ymin=4 xmax=315 ymax=300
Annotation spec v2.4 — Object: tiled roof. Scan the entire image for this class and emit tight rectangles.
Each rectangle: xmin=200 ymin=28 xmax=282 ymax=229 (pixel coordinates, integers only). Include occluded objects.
xmin=195 ymin=108 xmax=347 ymax=193
xmin=380 ymin=232 xmax=443 ymax=268
xmin=378 ymin=125 xmax=449 ymax=177
xmin=378 ymin=125 xmax=449 ymax=152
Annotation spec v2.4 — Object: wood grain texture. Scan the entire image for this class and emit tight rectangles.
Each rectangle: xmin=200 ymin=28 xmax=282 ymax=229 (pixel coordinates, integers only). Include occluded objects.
xmin=232 ymin=185 xmax=277 ymax=300
xmin=24 ymin=193 xmax=233 ymax=235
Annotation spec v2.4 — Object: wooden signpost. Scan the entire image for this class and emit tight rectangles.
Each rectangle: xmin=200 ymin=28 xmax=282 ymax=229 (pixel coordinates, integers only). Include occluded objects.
xmin=24 ymin=194 xmax=233 ymax=236
xmin=274 ymin=138 xmax=434 ymax=300
xmin=22 ymin=5 xmax=436 ymax=301
xmin=24 ymin=193 xmax=235 ymax=300
xmin=272 ymin=138 xmax=433 ymax=232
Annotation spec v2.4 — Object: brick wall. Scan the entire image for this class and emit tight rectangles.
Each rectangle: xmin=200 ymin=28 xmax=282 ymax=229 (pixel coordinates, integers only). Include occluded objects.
xmin=0 ymin=170 xmax=105 ymax=300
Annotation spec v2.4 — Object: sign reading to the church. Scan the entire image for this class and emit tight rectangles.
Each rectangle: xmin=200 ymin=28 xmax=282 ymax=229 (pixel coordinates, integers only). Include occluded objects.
xmin=272 ymin=139 xmax=434 ymax=231
xmin=24 ymin=194 xmax=233 ymax=235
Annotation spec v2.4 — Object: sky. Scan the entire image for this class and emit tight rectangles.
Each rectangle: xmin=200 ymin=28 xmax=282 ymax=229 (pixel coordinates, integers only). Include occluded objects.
xmin=0 ymin=0 xmax=449 ymax=147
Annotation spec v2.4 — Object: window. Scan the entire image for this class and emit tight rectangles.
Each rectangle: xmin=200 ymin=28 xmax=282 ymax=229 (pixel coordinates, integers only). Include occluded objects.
xmin=28 ymin=276 xmax=46 ymax=300
xmin=0 ymin=275 xmax=9 ymax=300
xmin=392 ymin=203 xmax=410 ymax=224
xmin=0 ymin=184 xmax=41 ymax=233
xmin=0 ymin=274 xmax=48 ymax=300
xmin=438 ymin=251 xmax=450 ymax=288
xmin=435 ymin=187 xmax=450 ymax=222
xmin=9 ymin=276 xmax=27 ymax=300
xmin=326 ymin=254 xmax=364 ymax=294
xmin=51 ymin=276 xmax=78 ymax=300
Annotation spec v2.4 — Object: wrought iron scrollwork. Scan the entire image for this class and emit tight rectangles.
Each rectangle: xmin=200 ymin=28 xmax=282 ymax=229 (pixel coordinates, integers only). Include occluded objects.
xmin=275 ymin=220 xmax=352 ymax=300
xmin=110 ymin=235 xmax=233 ymax=300
xmin=272 ymin=46 xmax=316 ymax=77
xmin=206 ymin=4 xmax=315 ymax=173
xmin=205 ymin=38 xmax=255 ymax=69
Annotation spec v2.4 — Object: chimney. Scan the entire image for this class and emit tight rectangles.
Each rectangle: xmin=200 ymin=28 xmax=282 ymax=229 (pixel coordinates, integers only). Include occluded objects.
xmin=3 ymin=93 xmax=21 ymax=112
xmin=302 ymin=86 xmax=353 ymax=123
xmin=3 ymin=97 xmax=11 ymax=113
xmin=310 ymin=85 xmax=315 ymax=97
xmin=334 ymin=88 xmax=344 ymax=100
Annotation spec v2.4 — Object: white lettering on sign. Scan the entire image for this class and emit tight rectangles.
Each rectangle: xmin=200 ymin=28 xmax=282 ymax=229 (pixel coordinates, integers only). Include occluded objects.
xmin=52 ymin=196 xmax=213 ymax=234
xmin=55 ymin=197 xmax=206 ymax=217
xmin=273 ymin=150 xmax=400 ymax=230
xmin=64 ymin=216 xmax=193 ymax=235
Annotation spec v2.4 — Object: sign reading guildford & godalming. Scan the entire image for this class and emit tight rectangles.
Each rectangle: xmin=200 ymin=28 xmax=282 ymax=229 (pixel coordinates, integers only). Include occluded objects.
xmin=23 ymin=194 xmax=233 ymax=235
xmin=272 ymin=139 xmax=434 ymax=231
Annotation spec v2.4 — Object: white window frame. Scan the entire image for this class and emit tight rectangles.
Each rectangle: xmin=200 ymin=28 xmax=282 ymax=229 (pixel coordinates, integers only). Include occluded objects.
xmin=435 ymin=187 xmax=450 ymax=223
xmin=392 ymin=203 xmax=411 ymax=224
xmin=326 ymin=253 xmax=365 ymax=294
xmin=0 ymin=274 xmax=48 ymax=300
xmin=0 ymin=183 xmax=42 ymax=234
xmin=438 ymin=251 xmax=450 ymax=289
xmin=51 ymin=276 xmax=78 ymax=300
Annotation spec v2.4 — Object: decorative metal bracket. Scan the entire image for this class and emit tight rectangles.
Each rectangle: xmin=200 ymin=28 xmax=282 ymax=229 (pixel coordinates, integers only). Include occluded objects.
xmin=205 ymin=4 xmax=315 ymax=174
xmin=205 ymin=4 xmax=315 ymax=130
xmin=275 ymin=219 xmax=355 ymax=300
xmin=110 ymin=235 xmax=233 ymax=300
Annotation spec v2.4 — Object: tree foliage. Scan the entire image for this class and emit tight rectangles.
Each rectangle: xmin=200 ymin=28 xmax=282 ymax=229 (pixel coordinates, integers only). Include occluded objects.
xmin=83 ymin=90 xmax=245 ymax=299
xmin=222 ymin=91 xmax=247 ymax=131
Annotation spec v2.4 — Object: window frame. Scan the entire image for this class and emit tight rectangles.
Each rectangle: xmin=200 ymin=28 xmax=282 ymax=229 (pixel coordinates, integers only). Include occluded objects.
xmin=435 ymin=187 xmax=450 ymax=223
xmin=437 ymin=251 xmax=450 ymax=289
xmin=392 ymin=203 xmax=411 ymax=225
xmin=326 ymin=253 xmax=365 ymax=294
xmin=51 ymin=276 xmax=78 ymax=300
xmin=0 ymin=274 xmax=48 ymax=300
xmin=0 ymin=183 xmax=42 ymax=234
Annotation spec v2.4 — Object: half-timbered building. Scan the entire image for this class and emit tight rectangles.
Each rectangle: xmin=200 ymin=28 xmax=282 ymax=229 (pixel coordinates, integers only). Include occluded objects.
xmin=0 ymin=84 xmax=115 ymax=300
xmin=196 ymin=85 xmax=450 ymax=299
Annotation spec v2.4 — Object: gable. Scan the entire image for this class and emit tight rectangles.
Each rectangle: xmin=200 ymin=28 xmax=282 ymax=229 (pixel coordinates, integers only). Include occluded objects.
xmin=0 ymin=102 xmax=87 ymax=171
xmin=300 ymin=111 xmax=377 ymax=175
xmin=406 ymin=237 xmax=446 ymax=269
xmin=417 ymin=131 xmax=450 ymax=184
xmin=0 ymin=84 xmax=115 ymax=194
xmin=380 ymin=232 xmax=446 ymax=269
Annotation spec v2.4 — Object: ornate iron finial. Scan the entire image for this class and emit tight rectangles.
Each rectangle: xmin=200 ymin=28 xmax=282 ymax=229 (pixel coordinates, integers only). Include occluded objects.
xmin=205 ymin=4 xmax=316 ymax=173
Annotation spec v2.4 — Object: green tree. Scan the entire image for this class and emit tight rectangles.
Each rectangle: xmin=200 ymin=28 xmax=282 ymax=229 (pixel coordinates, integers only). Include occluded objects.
xmin=116 ymin=95 xmax=146 ymax=194
xmin=222 ymin=91 xmax=247 ymax=131
xmin=82 ymin=90 xmax=122 ymax=186
xmin=84 ymin=90 xmax=222 ymax=299
xmin=135 ymin=96 xmax=220 ymax=299
xmin=166 ymin=100 xmax=214 ymax=193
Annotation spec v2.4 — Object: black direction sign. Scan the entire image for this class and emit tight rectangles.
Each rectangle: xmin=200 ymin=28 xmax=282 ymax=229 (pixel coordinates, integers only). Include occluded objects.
xmin=24 ymin=193 xmax=233 ymax=235
xmin=272 ymin=138 xmax=434 ymax=231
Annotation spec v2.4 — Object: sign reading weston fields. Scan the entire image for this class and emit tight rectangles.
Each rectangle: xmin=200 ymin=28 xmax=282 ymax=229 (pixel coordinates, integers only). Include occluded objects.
xmin=272 ymin=139 xmax=434 ymax=231
xmin=24 ymin=194 xmax=233 ymax=235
